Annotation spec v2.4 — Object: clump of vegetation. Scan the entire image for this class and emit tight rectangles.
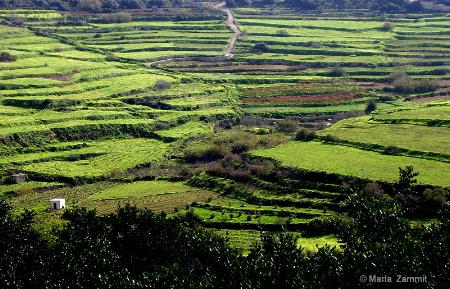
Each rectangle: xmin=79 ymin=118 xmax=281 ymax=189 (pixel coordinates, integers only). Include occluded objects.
xmin=383 ymin=145 xmax=404 ymax=156
xmin=385 ymin=72 xmax=407 ymax=83
xmin=380 ymin=21 xmax=395 ymax=31
xmin=0 ymin=52 xmax=17 ymax=62
xmin=323 ymin=134 xmax=340 ymax=143
xmin=276 ymin=29 xmax=290 ymax=36
xmin=184 ymin=144 xmax=229 ymax=163
xmin=99 ymin=12 xmax=132 ymax=23
xmin=253 ymin=42 xmax=270 ymax=52
xmin=432 ymin=68 xmax=449 ymax=75
xmin=303 ymin=217 xmax=339 ymax=236
xmin=155 ymin=79 xmax=171 ymax=91
xmin=364 ymin=101 xmax=377 ymax=114
xmin=364 ymin=182 xmax=385 ymax=198
xmin=276 ymin=119 xmax=298 ymax=133
xmin=326 ymin=65 xmax=346 ymax=77
xmin=392 ymin=75 xmax=439 ymax=94
xmin=294 ymin=129 xmax=316 ymax=141
xmin=423 ymin=188 xmax=448 ymax=208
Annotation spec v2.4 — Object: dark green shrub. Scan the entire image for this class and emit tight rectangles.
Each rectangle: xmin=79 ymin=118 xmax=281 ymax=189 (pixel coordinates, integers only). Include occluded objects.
xmin=423 ymin=188 xmax=447 ymax=208
xmin=303 ymin=217 xmax=339 ymax=236
xmin=364 ymin=101 xmax=377 ymax=114
xmin=383 ymin=145 xmax=404 ymax=156
xmin=323 ymin=134 xmax=339 ymax=143
xmin=253 ymin=42 xmax=270 ymax=52
xmin=294 ymin=129 xmax=316 ymax=141
xmin=0 ymin=51 xmax=17 ymax=62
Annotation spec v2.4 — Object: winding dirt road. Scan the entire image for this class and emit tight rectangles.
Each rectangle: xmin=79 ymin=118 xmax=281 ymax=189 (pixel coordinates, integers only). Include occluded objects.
xmin=214 ymin=2 xmax=240 ymax=57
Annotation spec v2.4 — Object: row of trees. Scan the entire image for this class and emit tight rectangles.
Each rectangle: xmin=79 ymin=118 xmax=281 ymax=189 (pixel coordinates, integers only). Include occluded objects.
xmin=227 ymin=0 xmax=430 ymax=13
xmin=1 ymin=169 xmax=449 ymax=288
xmin=0 ymin=0 xmax=437 ymax=12
xmin=0 ymin=0 xmax=185 ymax=11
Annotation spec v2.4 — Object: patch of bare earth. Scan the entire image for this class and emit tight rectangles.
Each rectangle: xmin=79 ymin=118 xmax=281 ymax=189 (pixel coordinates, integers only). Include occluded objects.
xmin=42 ymin=71 xmax=78 ymax=81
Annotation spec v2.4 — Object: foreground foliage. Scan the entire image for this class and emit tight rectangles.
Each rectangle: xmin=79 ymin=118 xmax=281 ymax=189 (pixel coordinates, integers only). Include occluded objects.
xmin=1 ymin=194 xmax=449 ymax=288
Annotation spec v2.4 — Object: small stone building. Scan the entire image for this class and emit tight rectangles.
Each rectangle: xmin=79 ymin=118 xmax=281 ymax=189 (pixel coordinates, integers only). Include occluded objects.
xmin=50 ymin=198 xmax=65 ymax=210
xmin=9 ymin=173 xmax=28 ymax=184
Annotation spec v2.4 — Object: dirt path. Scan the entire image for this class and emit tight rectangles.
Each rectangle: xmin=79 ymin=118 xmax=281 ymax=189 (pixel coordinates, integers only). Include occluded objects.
xmin=213 ymin=2 xmax=240 ymax=57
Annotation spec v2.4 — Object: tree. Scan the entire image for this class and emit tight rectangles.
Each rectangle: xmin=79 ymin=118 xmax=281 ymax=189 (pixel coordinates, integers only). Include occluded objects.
xmin=396 ymin=165 xmax=419 ymax=195
xmin=102 ymin=0 xmax=120 ymax=10
xmin=78 ymin=0 xmax=102 ymax=11
xmin=0 ymin=200 xmax=47 ymax=289
xmin=364 ymin=100 xmax=377 ymax=114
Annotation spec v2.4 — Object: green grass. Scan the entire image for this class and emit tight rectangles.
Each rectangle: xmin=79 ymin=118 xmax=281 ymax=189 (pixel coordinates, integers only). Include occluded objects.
xmin=297 ymin=234 xmax=341 ymax=252
xmin=156 ymin=121 xmax=212 ymax=140
xmin=252 ymin=141 xmax=450 ymax=187
xmin=0 ymin=181 xmax=65 ymax=198
xmin=375 ymin=102 xmax=450 ymax=121
xmin=320 ymin=115 xmax=450 ymax=155
xmin=19 ymin=139 xmax=170 ymax=179
xmin=86 ymin=180 xmax=201 ymax=201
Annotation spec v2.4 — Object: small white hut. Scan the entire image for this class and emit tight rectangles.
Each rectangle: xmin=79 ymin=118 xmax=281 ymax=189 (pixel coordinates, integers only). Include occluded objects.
xmin=50 ymin=198 xmax=65 ymax=210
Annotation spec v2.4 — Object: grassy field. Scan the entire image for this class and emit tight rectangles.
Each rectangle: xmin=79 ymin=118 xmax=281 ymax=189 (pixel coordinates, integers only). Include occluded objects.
xmin=1 ymin=7 xmax=450 ymax=254
xmin=252 ymin=140 xmax=450 ymax=187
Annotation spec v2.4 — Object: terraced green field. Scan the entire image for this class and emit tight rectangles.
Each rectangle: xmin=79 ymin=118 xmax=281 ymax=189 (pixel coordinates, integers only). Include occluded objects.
xmin=1 ymin=7 xmax=450 ymax=253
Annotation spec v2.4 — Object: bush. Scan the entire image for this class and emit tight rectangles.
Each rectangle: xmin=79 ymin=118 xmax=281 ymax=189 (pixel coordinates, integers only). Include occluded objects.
xmin=364 ymin=101 xmax=377 ymax=114
xmin=105 ymin=54 xmax=118 ymax=61
xmin=303 ymin=217 xmax=339 ymax=236
xmin=276 ymin=29 xmax=290 ymax=36
xmin=253 ymin=42 xmax=270 ymax=52
xmin=99 ymin=12 xmax=132 ymax=23
xmin=276 ymin=119 xmax=298 ymax=133
xmin=423 ymin=188 xmax=447 ymax=208
xmin=0 ymin=51 xmax=17 ymax=62
xmin=326 ymin=65 xmax=346 ymax=77
xmin=155 ymin=79 xmax=171 ymax=91
xmin=184 ymin=144 xmax=229 ymax=163
xmin=383 ymin=145 xmax=404 ymax=156
xmin=294 ymin=129 xmax=316 ymax=141
xmin=385 ymin=72 xmax=407 ymax=83
xmin=392 ymin=76 xmax=439 ymax=94
xmin=381 ymin=21 xmax=395 ymax=31
xmin=323 ymin=134 xmax=339 ymax=143
xmin=364 ymin=182 xmax=384 ymax=198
